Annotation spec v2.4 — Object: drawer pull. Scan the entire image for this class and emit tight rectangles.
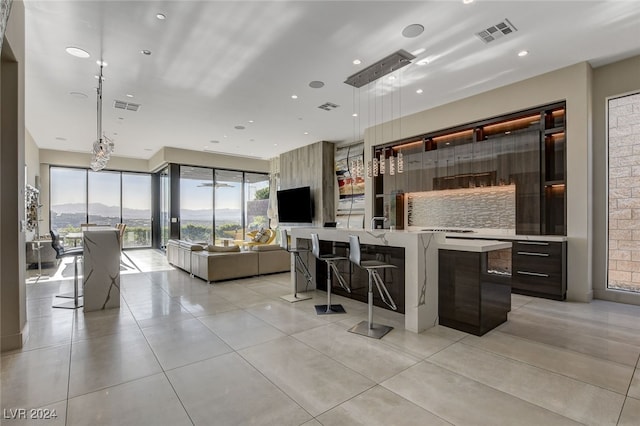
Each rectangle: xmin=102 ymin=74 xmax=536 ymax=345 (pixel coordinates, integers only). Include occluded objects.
xmin=517 ymin=241 xmax=549 ymax=246
xmin=517 ymin=251 xmax=550 ymax=257
xmin=517 ymin=271 xmax=549 ymax=278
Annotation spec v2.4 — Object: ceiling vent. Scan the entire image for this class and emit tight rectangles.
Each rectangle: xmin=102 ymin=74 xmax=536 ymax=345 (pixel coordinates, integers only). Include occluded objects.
xmin=113 ymin=100 xmax=140 ymax=112
xmin=344 ymin=49 xmax=416 ymax=88
xmin=475 ymin=19 xmax=518 ymax=44
xmin=318 ymin=102 xmax=339 ymax=111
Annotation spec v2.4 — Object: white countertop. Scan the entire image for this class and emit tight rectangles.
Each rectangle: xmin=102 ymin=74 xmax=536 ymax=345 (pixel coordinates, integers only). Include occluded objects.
xmin=438 ymin=238 xmax=512 ymax=252
xmin=404 ymin=227 xmax=567 ymax=242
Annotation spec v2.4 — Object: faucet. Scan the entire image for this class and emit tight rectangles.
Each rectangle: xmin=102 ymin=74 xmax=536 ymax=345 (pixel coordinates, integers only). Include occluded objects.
xmin=370 ymin=216 xmax=388 ymax=229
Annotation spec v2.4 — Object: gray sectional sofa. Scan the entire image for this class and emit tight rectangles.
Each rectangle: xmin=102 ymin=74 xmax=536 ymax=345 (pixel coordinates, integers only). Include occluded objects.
xmin=166 ymin=240 xmax=290 ymax=283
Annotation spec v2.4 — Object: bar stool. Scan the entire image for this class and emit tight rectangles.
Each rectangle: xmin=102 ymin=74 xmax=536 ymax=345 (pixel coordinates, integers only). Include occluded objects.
xmin=50 ymin=230 xmax=84 ymax=309
xmin=310 ymin=233 xmax=351 ymax=315
xmin=347 ymin=235 xmax=397 ymax=339
xmin=279 ymin=229 xmax=313 ymax=302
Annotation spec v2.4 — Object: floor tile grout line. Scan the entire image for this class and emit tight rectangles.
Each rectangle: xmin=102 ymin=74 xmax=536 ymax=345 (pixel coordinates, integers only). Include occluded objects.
xmin=455 ymin=338 xmax=632 ymax=397
xmin=378 ymin=382 xmax=456 ymax=426
xmin=64 ymin=310 xmax=77 ymax=426
xmin=120 ymin=266 xmax=197 ymax=426
xmin=420 ymin=357 xmax=584 ymax=424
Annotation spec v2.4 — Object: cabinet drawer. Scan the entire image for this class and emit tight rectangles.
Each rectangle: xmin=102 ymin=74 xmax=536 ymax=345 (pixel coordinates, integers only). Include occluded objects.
xmin=512 ymin=255 xmax=562 ymax=275
xmin=513 ymin=271 xmax=565 ymax=297
xmin=512 ymin=241 xmax=563 ymax=256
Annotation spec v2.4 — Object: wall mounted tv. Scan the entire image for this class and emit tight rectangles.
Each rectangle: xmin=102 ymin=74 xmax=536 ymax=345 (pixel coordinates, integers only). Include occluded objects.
xmin=277 ymin=186 xmax=313 ymax=223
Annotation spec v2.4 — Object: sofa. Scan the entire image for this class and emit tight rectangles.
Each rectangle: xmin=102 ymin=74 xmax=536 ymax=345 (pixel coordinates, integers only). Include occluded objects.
xmin=166 ymin=239 xmax=290 ymax=283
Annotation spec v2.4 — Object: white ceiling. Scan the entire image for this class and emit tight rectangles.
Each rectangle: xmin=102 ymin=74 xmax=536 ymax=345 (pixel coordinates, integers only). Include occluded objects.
xmin=24 ymin=0 xmax=640 ymax=161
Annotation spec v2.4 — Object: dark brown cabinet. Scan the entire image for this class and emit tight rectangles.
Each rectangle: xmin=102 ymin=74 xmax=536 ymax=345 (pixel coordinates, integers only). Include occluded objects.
xmin=373 ymin=102 xmax=567 ymax=236
xmin=438 ymin=249 xmax=511 ymax=336
xmin=511 ymin=240 xmax=567 ymax=300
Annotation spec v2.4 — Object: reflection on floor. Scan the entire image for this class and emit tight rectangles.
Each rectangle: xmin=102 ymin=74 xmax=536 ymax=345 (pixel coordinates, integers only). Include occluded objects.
xmin=4 ymin=249 xmax=640 ymax=425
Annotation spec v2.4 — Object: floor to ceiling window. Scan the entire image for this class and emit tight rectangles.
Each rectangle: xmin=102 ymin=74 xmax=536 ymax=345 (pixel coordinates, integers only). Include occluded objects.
xmin=122 ymin=173 xmax=152 ymax=248
xmin=49 ymin=166 xmax=152 ymax=248
xmin=608 ymin=91 xmax=640 ymax=293
xmin=214 ymin=170 xmax=243 ymax=244
xmin=88 ymin=170 xmax=121 ymax=227
xmin=50 ymin=167 xmax=87 ymax=236
xmin=244 ymin=172 xmax=270 ymax=233
xmin=180 ymin=166 xmax=214 ymax=243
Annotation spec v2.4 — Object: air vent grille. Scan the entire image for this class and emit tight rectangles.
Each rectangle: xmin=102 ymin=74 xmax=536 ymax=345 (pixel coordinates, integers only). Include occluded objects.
xmin=318 ymin=102 xmax=339 ymax=111
xmin=476 ymin=19 xmax=517 ymax=44
xmin=113 ymin=100 xmax=140 ymax=111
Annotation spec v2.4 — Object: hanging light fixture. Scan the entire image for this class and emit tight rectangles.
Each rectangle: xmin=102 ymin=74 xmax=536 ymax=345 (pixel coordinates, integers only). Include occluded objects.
xmin=90 ymin=62 xmax=114 ymax=171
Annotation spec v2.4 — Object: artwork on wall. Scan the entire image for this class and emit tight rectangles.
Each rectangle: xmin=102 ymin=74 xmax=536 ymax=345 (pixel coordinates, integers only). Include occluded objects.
xmin=0 ymin=0 xmax=13 ymax=53
xmin=335 ymin=143 xmax=365 ymax=214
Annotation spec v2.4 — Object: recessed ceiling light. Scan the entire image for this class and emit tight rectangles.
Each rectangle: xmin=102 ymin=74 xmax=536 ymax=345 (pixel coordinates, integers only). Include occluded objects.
xmin=65 ymin=47 xmax=90 ymax=58
xmin=113 ymin=132 xmax=118 ymax=136
xmin=141 ymin=50 xmax=152 ymax=56
xmin=118 ymin=117 xmax=124 ymax=120
xmin=402 ymin=24 xmax=424 ymax=38
xmin=304 ymin=132 xmax=309 ymax=135
xmin=249 ymin=138 xmax=255 ymax=142
xmin=96 ymin=60 xmax=108 ymax=67
xmin=353 ymin=59 xmax=362 ymax=65
xmin=55 ymin=137 xmax=67 ymax=141
xmin=126 ymin=94 xmax=134 ymax=98
xmin=388 ymin=75 xmax=396 ymax=81
xmin=274 ymin=143 xmax=278 ymax=146
xmin=416 ymin=89 xmax=424 ymax=94
xmin=309 ymin=80 xmax=325 ymax=89
xmin=463 ymin=0 xmax=474 ymax=4
xmin=210 ymin=140 xmax=220 ymax=144
xmin=518 ymin=50 xmax=529 ymax=57
xmin=156 ymin=13 xmax=166 ymax=20
xmin=416 ymin=59 xmax=430 ymax=66
xmin=248 ymin=120 xmax=254 ymax=123
xmin=234 ymin=125 xmax=245 ymax=130
xmin=291 ymin=95 xmax=298 ymax=99
xmin=352 ymin=113 xmax=358 ymax=117
xmin=223 ymin=135 xmax=228 ymax=138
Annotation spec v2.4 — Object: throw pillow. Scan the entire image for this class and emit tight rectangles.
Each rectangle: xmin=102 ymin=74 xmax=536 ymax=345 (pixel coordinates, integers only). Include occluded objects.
xmin=252 ymin=228 xmax=265 ymax=242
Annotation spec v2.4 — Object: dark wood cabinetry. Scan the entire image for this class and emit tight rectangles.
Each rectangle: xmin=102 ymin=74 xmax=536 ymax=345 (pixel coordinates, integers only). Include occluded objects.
xmin=373 ymin=102 xmax=567 ymax=236
xmin=438 ymin=249 xmax=511 ymax=336
xmin=511 ymin=240 xmax=567 ymax=300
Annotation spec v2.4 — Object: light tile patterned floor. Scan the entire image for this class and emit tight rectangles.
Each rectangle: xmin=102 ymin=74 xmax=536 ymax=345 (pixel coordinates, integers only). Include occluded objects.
xmin=4 ymin=250 xmax=640 ymax=425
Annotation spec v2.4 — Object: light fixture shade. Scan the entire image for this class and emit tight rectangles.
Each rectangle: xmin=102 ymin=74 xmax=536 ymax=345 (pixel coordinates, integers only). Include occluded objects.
xmin=389 ymin=153 xmax=396 ymax=175
xmin=379 ymin=153 xmax=386 ymax=175
xmin=397 ymin=151 xmax=404 ymax=174
xmin=367 ymin=160 xmax=372 ymax=178
xmin=356 ymin=158 xmax=364 ymax=177
xmin=373 ymin=158 xmax=379 ymax=177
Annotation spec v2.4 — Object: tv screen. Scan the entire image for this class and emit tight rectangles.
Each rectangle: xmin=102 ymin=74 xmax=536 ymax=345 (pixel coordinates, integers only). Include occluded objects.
xmin=277 ymin=186 xmax=313 ymax=223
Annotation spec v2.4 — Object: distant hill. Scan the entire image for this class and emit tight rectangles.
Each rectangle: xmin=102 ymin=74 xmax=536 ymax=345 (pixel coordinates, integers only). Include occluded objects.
xmin=52 ymin=203 xmax=150 ymax=218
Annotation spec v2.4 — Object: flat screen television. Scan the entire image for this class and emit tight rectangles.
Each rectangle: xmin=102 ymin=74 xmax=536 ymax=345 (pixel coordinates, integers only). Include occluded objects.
xmin=277 ymin=186 xmax=313 ymax=223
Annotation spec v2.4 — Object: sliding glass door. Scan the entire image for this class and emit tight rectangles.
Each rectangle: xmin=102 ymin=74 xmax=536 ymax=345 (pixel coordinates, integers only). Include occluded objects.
xmin=122 ymin=173 xmax=152 ymax=248
xmin=214 ymin=170 xmax=243 ymax=244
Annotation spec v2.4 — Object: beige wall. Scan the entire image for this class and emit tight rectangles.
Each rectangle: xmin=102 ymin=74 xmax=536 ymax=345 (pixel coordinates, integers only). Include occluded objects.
xmin=148 ymin=147 xmax=269 ymax=173
xmin=1 ymin=0 xmax=27 ymax=351
xmin=25 ymin=128 xmax=39 ymax=187
xmin=592 ymin=54 xmax=640 ymax=306
xmin=364 ymin=62 xmax=593 ymax=302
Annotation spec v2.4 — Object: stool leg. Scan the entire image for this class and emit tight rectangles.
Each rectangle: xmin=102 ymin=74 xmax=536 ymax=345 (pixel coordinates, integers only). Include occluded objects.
xmin=347 ymin=268 xmax=393 ymax=339
xmin=315 ymin=260 xmax=346 ymax=315
xmin=53 ymin=256 xmax=83 ymax=309
xmin=368 ymin=271 xmax=374 ymax=329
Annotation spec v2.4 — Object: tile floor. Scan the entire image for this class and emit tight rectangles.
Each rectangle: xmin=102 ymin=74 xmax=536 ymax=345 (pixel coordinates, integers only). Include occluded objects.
xmin=2 ymin=249 xmax=640 ymax=425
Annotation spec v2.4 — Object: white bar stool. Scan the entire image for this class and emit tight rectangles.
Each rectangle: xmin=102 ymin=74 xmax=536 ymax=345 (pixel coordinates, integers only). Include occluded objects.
xmin=310 ymin=233 xmax=351 ymax=315
xmin=347 ymin=235 xmax=397 ymax=338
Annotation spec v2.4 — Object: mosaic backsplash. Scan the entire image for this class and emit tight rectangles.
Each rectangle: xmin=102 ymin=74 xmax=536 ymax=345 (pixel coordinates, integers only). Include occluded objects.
xmin=407 ymin=185 xmax=516 ymax=229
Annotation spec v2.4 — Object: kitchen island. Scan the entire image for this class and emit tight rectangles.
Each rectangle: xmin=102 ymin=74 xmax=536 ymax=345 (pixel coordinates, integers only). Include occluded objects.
xmin=289 ymin=228 xmax=510 ymax=333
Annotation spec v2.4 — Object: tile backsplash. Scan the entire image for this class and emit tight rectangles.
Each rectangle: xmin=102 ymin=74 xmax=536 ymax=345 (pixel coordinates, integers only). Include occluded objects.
xmin=407 ymin=185 xmax=515 ymax=230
